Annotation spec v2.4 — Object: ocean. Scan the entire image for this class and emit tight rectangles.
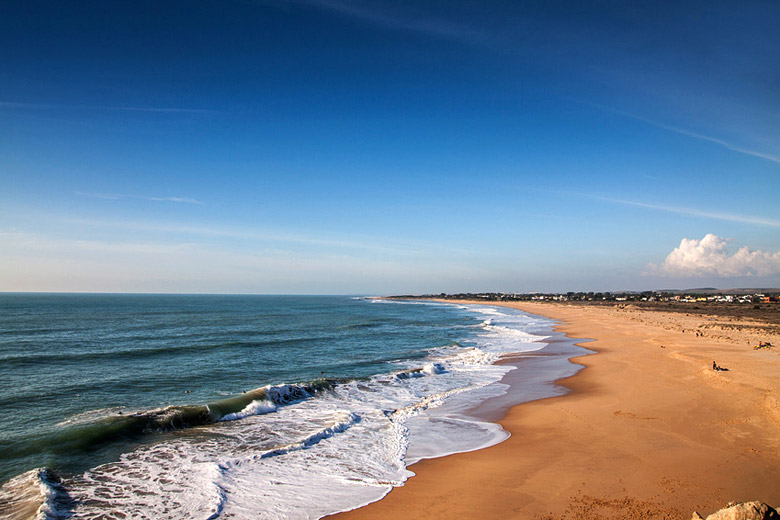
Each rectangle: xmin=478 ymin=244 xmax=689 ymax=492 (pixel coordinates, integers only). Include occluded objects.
xmin=0 ymin=294 xmax=582 ymax=519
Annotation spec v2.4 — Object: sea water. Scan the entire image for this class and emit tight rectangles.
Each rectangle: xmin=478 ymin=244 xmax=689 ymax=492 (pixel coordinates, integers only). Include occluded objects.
xmin=0 ymin=294 xmax=567 ymax=519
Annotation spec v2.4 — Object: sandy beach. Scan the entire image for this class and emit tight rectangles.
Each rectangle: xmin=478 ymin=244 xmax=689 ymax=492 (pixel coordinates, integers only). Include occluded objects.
xmin=333 ymin=300 xmax=780 ymax=519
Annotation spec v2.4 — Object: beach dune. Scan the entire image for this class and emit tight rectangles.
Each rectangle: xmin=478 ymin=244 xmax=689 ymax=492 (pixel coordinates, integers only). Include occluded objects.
xmin=334 ymin=301 xmax=780 ymax=519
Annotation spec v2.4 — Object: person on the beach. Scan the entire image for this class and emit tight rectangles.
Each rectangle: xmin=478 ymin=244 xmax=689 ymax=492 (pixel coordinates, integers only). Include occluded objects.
xmin=713 ymin=361 xmax=729 ymax=371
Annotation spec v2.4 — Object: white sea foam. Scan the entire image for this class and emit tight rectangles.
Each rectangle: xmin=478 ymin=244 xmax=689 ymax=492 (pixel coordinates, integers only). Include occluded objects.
xmin=220 ymin=399 xmax=277 ymax=422
xmin=405 ymin=414 xmax=508 ymax=464
xmin=422 ymin=362 xmax=446 ymax=375
xmin=53 ymin=303 xmax=556 ymax=520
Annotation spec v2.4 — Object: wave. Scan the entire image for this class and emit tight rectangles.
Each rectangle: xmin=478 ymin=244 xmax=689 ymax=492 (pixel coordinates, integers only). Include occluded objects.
xmin=220 ymin=400 xmax=277 ymax=422
xmin=335 ymin=321 xmax=384 ymax=330
xmin=0 ymin=380 xmax=340 ymax=466
xmin=395 ymin=363 xmax=447 ymax=379
xmin=110 ymin=380 xmax=335 ymax=430
xmin=369 ymin=299 xmax=452 ymax=307
xmin=2 ymin=304 xmax=563 ymax=519
xmin=1 ymin=358 xmax=456 ymax=487
xmin=0 ymin=468 xmax=68 ymax=520
xmin=247 ymin=411 xmax=361 ymax=462
xmin=0 ymin=335 xmax=341 ymax=367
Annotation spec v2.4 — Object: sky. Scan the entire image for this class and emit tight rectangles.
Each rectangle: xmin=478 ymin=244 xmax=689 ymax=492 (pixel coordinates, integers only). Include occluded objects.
xmin=1 ymin=0 xmax=778 ymax=294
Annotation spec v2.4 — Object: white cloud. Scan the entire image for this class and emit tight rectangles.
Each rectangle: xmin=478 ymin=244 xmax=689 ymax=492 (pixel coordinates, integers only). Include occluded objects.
xmin=650 ymin=234 xmax=780 ymax=277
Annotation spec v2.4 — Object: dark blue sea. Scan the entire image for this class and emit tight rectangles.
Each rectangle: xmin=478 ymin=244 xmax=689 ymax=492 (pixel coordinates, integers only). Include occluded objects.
xmin=0 ymin=294 xmax=568 ymax=519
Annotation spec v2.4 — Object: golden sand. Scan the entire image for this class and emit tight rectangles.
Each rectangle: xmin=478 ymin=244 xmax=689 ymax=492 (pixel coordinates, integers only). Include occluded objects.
xmin=333 ymin=301 xmax=780 ymax=519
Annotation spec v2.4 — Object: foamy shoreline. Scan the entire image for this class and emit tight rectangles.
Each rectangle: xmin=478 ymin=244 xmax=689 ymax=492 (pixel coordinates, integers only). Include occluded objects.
xmin=334 ymin=300 xmax=780 ymax=519
xmin=1 ymin=298 xmax=568 ymax=520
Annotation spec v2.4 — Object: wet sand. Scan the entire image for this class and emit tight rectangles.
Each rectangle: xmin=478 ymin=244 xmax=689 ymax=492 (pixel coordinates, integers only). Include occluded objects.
xmin=333 ymin=300 xmax=780 ymax=519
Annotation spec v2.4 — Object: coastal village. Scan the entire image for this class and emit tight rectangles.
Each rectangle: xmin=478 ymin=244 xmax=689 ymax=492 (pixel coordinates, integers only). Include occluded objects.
xmin=409 ymin=290 xmax=780 ymax=305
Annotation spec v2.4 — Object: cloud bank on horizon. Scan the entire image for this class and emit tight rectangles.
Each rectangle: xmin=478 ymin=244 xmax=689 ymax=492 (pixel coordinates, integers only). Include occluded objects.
xmin=650 ymin=234 xmax=780 ymax=278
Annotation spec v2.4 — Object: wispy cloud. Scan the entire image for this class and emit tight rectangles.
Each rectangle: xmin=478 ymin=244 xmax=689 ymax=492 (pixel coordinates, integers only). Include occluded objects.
xmin=601 ymin=197 xmax=780 ymax=228
xmin=284 ymin=0 xmax=489 ymax=44
xmin=146 ymin=196 xmax=204 ymax=205
xmin=0 ymin=101 xmax=216 ymax=115
xmin=74 ymin=192 xmax=204 ymax=205
xmin=601 ymin=106 xmax=780 ymax=165
xmin=0 ymin=229 xmax=474 ymax=293
xmin=0 ymin=231 xmax=198 ymax=255
xmin=58 ymin=216 xmax=425 ymax=254
xmin=48 ymin=214 xmax=486 ymax=258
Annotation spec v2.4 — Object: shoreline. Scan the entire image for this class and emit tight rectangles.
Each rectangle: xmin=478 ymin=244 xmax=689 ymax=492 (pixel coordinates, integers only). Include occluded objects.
xmin=461 ymin=325 xmax=592 ymax=426
xmin=333 ymin=300 xmax=780 ymax=519
xmin=395 ymin=303 xmax=587 ymax=468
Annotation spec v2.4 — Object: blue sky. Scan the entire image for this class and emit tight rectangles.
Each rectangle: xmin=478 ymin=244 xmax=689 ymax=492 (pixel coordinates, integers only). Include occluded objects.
xmin=1 ymin=0 xmax=778 ymax=293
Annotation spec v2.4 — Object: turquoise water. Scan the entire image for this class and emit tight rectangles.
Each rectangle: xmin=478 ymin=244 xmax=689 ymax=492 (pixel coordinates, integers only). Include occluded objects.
xmin=0 ymin=294 xmax=559 ymax=519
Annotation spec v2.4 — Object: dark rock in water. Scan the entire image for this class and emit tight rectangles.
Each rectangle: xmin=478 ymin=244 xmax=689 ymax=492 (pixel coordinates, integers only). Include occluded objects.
xmin=692 ymin=502 xmax=779 ymax=520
